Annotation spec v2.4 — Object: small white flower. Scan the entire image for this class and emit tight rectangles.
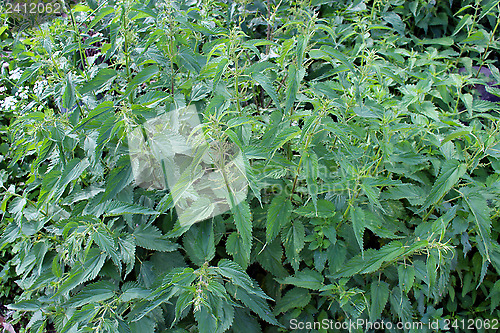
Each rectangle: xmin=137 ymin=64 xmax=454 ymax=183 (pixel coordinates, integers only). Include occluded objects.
xmin=14 ymin=86 xmax=28 ymax=100
xmin=0 ymin=96 xmax=18 ymax=110
xmin=0 ymin=86 xmax=6 ymax=93
xmin=34 ymin=79 xmax=47 ymax=96
xmin=9 ymin=68 xmax=23 ymax=81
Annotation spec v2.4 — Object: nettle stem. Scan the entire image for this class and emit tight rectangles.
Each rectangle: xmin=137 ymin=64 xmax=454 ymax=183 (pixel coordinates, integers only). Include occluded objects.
xmin=68 ymin=6 xmax=89 ymax=80
xmin=475 ymin=4 xmax=500 ymax=77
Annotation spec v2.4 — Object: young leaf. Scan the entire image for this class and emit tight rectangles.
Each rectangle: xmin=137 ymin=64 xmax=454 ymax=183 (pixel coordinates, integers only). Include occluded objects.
xmin=133 ymin=225 xmax=179 ymax=252
xmin=230 ymin=200 xmax=252 ymax=266
xmin=124 ymin=65 xmax=159 ymax=97
xmin=418 ymin=160 xmax=466 ymax=213
xmin=284 ymin=64 xmax=300 ymax=114
xmin=183 ymin=220 xmax=215 ymax=266
xmin=302 ymin=150 xmax=319 ymax=211
xmin=92 ymin=226 xmax=120 ymax=268
xmin=79 ymin=68 xmax=117 ymax=95
xmin=398 ymin=264 xmax=415 ymax=294
xmin=104 ymin=201 xmax=158 ymax=216
xmin=370 ymin=281 xmax=389 ymax=321
xmin=282 ymin=220 xmax=305 ymax=272
xmin=100 ymin=155 xmax=134 ymax=202
xmin=274 ymin=287 xmax=311 ymax=314
xmin=225 ymin=284 xmax=279 ymax=326
xmin=250 ymin=72 xmax=281 ymax=111
xmin=461 ymin=187 xmax=492 ymax=260
xmin=217 ymin=259 xmax=253 ymax=290
xmin=350 ymin=206 xmax=366 ymax=257
xmin=279 ymin=269 xmax=324 ymax=290
xmin=266 ymin=195 xmax=292 ymax=243
xmin=67 ymin=280 xmax=116 ymax=308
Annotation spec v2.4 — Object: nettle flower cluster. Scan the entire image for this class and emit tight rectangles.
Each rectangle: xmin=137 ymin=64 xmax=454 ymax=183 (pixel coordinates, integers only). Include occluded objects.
xmin=0 ymin=67 xmax=24 ymax=112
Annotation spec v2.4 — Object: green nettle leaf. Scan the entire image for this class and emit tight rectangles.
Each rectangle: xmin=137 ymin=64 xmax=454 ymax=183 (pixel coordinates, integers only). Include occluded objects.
xmin=452 ymin=14 xmax=472 ymax=36
xmin=230 ymin=200 xmax=252 ymax=266
xmin=370 ymin=281 xmax=389 ymax=321
xmin=302 ymin=149 xmax=319 ymax=211
xmin=100 ymin=155 xmax=134 ymax=202
xmin=79 ymin=68 xmax=118 ymax=95
xmin=96 ymin=115 xmax=117 ymax=151
xmin=118 ymin=235 xmax=136 ymax=275
xmin=74 ymin=101 xmax=114 ymax=131
xmin=104 ymin=201 xmax=158 ymax=216
xmin=334 ymin=241 xmax=409 ymax=278
xmin=295 ymin=199 xmax=337 ymax=218
xmin=321 ymin=45 xmax=355 ymax=71
xmin=67 ymin=280 xmax=116 ymax=308
xmin=250 ymin=72 xmax=281 ymax=111
xmin=39 ymin=158 xmax=90 ymax=206
xmin=232 ymin=308 xmax=261 ymax=333
xmin=419 ymin=160 xmax=467 ymax=213
xmin=390 ymin=287 xmax=413 ymax=324
xmin=479 ymin=0 xmax=500 ymax=19
xmin=266 ymin=195 xmax=292 ymax=243
xmin=280 ymin=269 xmax=324 ymax=290
xmin=360 ymin=178 xmax=382 ymax=210
xmin=256 ymin=238 xmax=289 ymax=279
xmin=271 ymin=127 xmax=302 ymax=154
xmin=61 ymin=304 xmax=99 ymax=332
xmin=284 ymin=63 xmax=303 ymax=114
xmin=225 ymin=284 xmax=279 ymax=326
xmin=92 ymin=226 xmax=120 ymax=268
xmin=195 ymin=306 xmax=218 ymax=333
xmin=226 ymin=232 xmax=249 ymax=268
xmin=184 ymin=220 xmax=215 ymax=266
xmin=282 ymin=220 xmax=305 ymax=272
xmin=62 ymin=73 xmax=77 ymax=111
xmin=133 ymin=225 xmax=178 ymax=252
xmin=461 ymin=187 xmax=492 ymax=260
xmin=217 ymin=259 xmax=253 ymax=290
xmin=124 ymin=64 xmax=159 ymax=97
xmin=81 ymin=249 xmax=108 ymax=283
xmin=398 ymin=264 xmax=415 ymax=294
xmin=427 ymin=252 xmax=438 ymax=290
xmin=213 ymin=57 xmax=228 ymax=89
xmin=274 ymin=287 xmax=311 ymax=314
xmin=350 ymin=206 xmax=366 ymax=257
xmin=8 ymin=300 xmax=42 ymax=312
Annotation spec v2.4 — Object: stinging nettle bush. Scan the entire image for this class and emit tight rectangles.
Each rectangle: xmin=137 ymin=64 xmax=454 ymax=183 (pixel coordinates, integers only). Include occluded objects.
xmin=1 ymin=0 xmax=500 ymax=332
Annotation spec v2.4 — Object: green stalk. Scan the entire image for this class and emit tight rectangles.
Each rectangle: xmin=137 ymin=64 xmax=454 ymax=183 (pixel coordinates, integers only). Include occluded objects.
xmin=475 ymin=4 xmax=500 ymax=77
xmin=68 ymin=6 xmax=89 ymax=80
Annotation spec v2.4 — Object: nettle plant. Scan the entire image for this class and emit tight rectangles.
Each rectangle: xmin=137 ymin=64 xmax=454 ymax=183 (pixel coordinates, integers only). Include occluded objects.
xmin=2 ymin=0 xmax=500 ymax=332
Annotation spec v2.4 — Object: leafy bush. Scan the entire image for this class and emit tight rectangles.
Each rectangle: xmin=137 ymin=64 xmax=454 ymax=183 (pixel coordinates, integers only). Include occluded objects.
xmin=2 ymin=0 xmax=500 ymax=332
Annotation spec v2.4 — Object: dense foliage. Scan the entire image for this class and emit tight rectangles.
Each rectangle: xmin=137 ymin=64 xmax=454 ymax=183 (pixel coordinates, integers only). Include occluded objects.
xmin=1 ymin=0 xmax=500 ymax=332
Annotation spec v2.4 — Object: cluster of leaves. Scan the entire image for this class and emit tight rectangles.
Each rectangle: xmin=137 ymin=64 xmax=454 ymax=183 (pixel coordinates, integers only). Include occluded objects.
xmin=1 ymin=0 xmax=500 ymax=332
